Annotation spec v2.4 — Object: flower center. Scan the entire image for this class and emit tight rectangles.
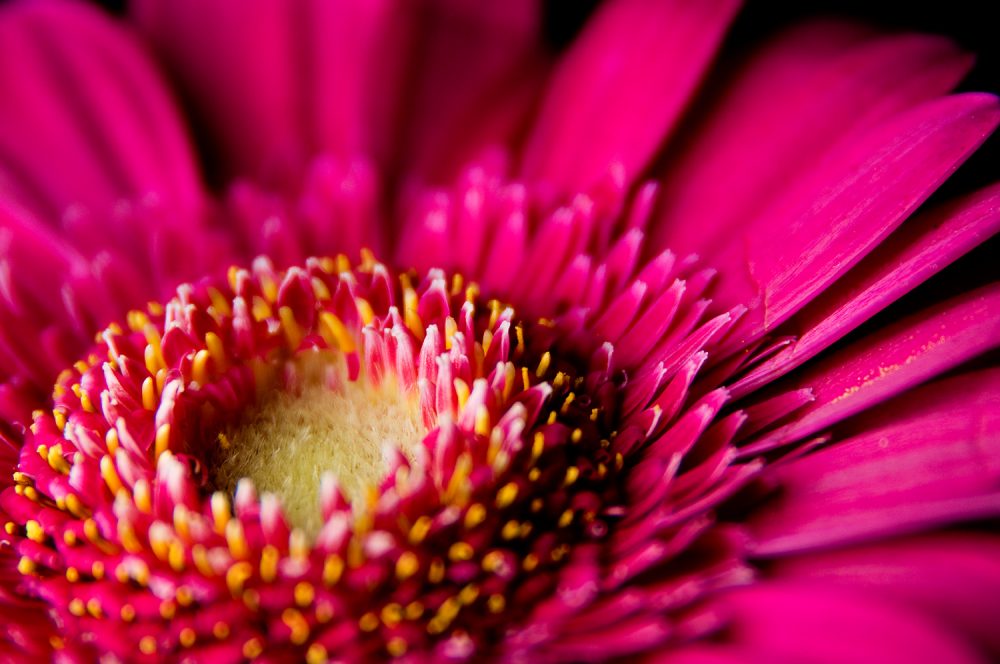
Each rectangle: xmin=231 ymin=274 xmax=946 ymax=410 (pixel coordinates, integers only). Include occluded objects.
xmin=212 ymin=353 xmax=425 ymax=537
xmin=8 ymin=252 xmax=641 ymax=660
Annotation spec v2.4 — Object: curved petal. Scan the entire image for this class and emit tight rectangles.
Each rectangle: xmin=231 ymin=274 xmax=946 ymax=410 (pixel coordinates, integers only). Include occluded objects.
xmin=747 ymin=369 xmax=1000 ymax=556
xmin=651 ymin=24 xmax=973 ymax=260
xmin=0 ymin=0 xmax=201 ymax=218
xmin=520 ymin=0 xmax=741 ymax=193
xmin=710 ymin=93 xmax=1000 ymax=357
xmin=732 ymin=183 xmax=1000 ymax=397
xmin=397 ymin=0 xmax=549 ymax=185
xmin=133 ymin=0 xmax=417 ymax=185
xmin=773 ymin=533 xmax=1000 ymax=657
xmin=0 ymin=203 xmax=135 ymax=386
xmin=745 ymin=282 xmax=1000 ymax=450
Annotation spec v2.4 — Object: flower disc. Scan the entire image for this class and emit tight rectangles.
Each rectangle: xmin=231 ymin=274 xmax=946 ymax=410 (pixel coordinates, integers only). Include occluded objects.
xmin=4 ymin=252 xmax=751 ymax=662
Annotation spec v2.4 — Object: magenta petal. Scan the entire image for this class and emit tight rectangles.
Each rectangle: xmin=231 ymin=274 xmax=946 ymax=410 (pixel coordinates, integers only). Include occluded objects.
xmin=653 ymin=646 xmax=769 ymax=664
xmin=746 ymin=283 xmax=1000 ymax=450
xmin=747 ymin=370 xmax=1000 ymax=556
xmin=1 ymin=3 xmax=999 ymax=662
xmin=296 ymin=0 xmax=415 ymax=176
xmin=398 ymin=0 xmax=548 ymax=184
xmin=711 ymin=582 xmax=986 ymax=664
xmin=651 ymin=24 xmax=973 ymax=260
xmin=536 ymin=614 xmax=671 ymax=662
xmin=134 ymin=0 xmax=301 ymax=182
xmin=520 ymin=0 xmax=740 ymax=193
xmin=0 ymin=205 xmax=122 ymax=385
xmin=733 ymin=182 xmax=1000 ymax=397
xmin=0 ymin=204 xmax=127 ymax=327
xmin=738 ymin=389 xmax=815 ymax=440
xmin=133 ymin=0 xmax=415 ymax=183
xmin=773 ymin=533 xmax=1000 ymax=657
xmin=710 ymin=93 xmax=1000 ymax=357
xmin=0 ymin=0 xmax=201 ymax=217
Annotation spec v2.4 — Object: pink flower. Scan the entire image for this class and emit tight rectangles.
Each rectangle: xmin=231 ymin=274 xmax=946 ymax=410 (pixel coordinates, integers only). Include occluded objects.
xmin=1 ymin=1 xmax=999 ymax=662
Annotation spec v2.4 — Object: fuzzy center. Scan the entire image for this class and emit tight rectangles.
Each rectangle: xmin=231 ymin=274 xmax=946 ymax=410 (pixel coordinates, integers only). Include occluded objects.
xmin=212 ymin=354 xmax=424 ymax=536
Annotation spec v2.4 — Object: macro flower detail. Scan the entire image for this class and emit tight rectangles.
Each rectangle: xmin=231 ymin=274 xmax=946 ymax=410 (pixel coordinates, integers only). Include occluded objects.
xmin=4 ymin=227 xmax=758 ymax=661
xmin=1 ymin=0 xmax=1000 ymax=663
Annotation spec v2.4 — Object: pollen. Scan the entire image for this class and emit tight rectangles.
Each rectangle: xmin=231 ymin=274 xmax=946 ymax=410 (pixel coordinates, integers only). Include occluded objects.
xmin=212 ymin=353 xmax=425 ymax=537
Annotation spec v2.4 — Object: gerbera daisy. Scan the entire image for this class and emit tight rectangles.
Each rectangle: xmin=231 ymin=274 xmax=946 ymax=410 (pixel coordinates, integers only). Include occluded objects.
xmin=1 ymin=0 xmax=998 ymax=662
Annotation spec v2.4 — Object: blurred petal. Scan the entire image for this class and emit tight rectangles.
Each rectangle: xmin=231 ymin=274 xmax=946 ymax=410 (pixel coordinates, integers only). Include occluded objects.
xmin=710 ymin=582 xmax=986 ymax=664
xmin=520 ymin=0 xmax=741 ymax=193
xmin=773 ymin=533 xmax=1000 ymax=657
xmin=651 ymin=24 xmax=973 ymax=259
xmin=399 ymin=0 xmax=548 ymax=184
xmin=654 ymin=648 xmax=770 ymax=664
xmin=0 ymin=204 xmax=122 ymax=385
xmin=132 ymin=0 xmax=416 ymax=184
xmin=0 ymin=0 xmax=201 ymax=217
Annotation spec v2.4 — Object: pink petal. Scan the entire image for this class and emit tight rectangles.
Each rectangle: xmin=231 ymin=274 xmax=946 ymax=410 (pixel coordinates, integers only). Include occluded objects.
xmin=0 ymin=0 xmax=201 ymax=217
xmin=651 ymin=24 xmax=973 ymax=260
xmin=520 ymin=0 xmax=740 ymax=193
xmin=536 ymin=614 xmax=671 ymax=662
xmin=747 ymin=369 xmax=1000 ymax=556
xmin=733 ymin=182 xmax=1000 ymax=397
xmin=0 ymin=203 xmax=130 ymax=386
xmin=653 ymin=647 xmax=769 ymax=664
xmin=746 ymin=283 xmax=1000 ymax=450
xmin=133 ymin=0 xmax=416 ymax=184
xmin=738 ymin=388 xmax=815 ymax=440
xmin=398 ymin=0 xmax=549 ymax=184
xmin=773 ymin=533 xmax=1000 ymax=657
xmin=711 ymin=582 xmax=986 ymax=664
xmin=711 ymin=92 xmax=1000 ymax=357
xmin=226 ymin=157 xmax=384 ymax=266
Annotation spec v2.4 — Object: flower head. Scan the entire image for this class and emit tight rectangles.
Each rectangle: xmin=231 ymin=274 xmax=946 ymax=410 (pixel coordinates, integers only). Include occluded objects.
xmin=1 ymin=1 xmax=999 ymax=663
